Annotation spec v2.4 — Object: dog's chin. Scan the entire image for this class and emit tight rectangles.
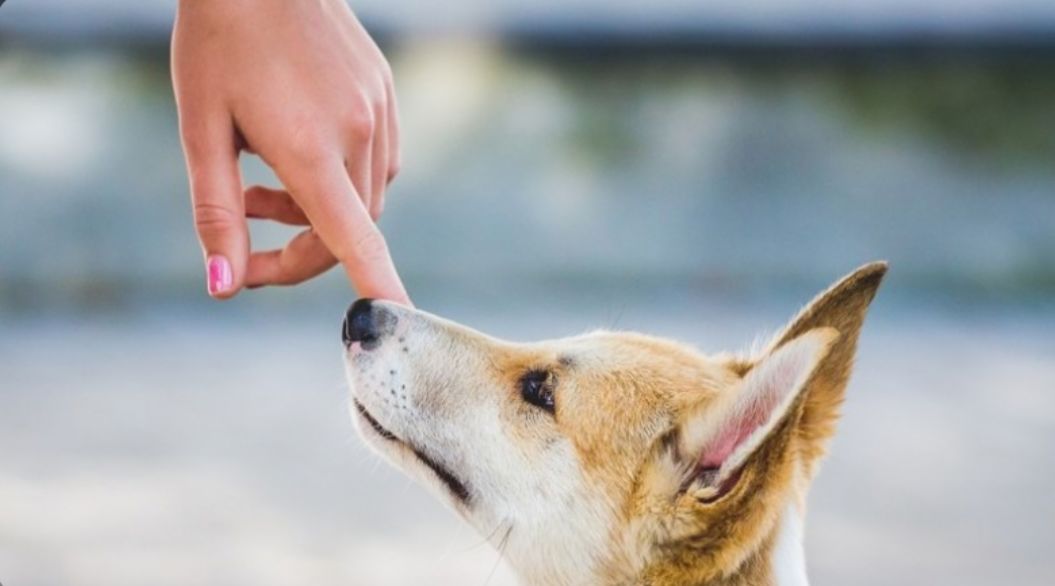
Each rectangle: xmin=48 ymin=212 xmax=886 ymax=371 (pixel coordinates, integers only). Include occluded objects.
xmin=351 ymin=399 xmax=473 ymax=509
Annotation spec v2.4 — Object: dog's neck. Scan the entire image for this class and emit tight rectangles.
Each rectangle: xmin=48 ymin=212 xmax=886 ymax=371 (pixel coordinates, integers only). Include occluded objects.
xmin=691 ymin=505 xmax=810 ymax=586
xmin=628 ymin=503 xmax=810 ymax=586
xmin=696 ymin=505 xmax=809 ymax=586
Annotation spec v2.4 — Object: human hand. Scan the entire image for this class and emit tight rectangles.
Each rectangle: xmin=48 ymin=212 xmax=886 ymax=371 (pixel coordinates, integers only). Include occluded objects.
xmin=172 ymin=0 xmax=408 ymax=304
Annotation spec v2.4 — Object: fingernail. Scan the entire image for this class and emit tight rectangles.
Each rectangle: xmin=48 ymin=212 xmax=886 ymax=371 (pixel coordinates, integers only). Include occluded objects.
xmin=206 ymin=255 xmax=233 ymax=296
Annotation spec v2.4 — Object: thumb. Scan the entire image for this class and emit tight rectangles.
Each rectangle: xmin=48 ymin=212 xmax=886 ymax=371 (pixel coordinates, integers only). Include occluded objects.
xmin=180 ymin=114 xmax=248 ymax=299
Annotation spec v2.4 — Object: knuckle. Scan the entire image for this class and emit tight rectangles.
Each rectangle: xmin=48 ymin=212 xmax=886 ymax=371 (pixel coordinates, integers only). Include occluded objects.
xmin=341 ymin=227 xmax=389 ymax=263
xmin=275 ymin=268 xmax=306 ymax=287
xmin=282 ymin=197 xmax=303 ymax=218
xmin=193 ymin=202 xmax=239 ymax=234
xmin=285 ymin=122 xmax=331 ymax=166
xmin=371 ymin=85 xmax=388 ymax=112
xmin=302 ymin=229 xmax=326 ymax=250
xmin=345 ymin=107 xmax=375 ymax=144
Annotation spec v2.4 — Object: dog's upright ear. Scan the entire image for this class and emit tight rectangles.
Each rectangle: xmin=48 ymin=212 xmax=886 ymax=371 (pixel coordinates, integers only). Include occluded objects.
xmin=760 ymin=261 xmax=887 ymax=478
xmin=677 ymin=328 xmax=838 ymax=500
xmin=673 ymin=262 xmax=887 ymax=499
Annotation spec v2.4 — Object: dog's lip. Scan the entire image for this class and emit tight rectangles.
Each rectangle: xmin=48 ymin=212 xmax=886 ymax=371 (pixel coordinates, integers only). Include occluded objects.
xmin=353 ymin=400 xmax=472 ymax=505
xmin=354 ymin=400 xmax=398 ymax=441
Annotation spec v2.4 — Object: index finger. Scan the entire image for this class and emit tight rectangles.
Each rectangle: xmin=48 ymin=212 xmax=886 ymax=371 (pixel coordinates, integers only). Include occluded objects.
xmin=280 ymin=158 xmax=411 ymax=305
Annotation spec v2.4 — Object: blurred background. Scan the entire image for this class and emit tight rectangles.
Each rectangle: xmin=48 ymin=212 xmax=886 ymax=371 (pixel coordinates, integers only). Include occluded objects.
xmin=1 ymin=1 xmax=1053 ymax=585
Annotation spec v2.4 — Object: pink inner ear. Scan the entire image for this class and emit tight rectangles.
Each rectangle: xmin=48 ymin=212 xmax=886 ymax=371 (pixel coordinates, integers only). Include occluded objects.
xmin=695 ymin=332 xmax=828 ymax=473
xmin=699 ymin=389 xmax=782 ymax=469
xmin=700 ymin=407 xmax=768 ymax=468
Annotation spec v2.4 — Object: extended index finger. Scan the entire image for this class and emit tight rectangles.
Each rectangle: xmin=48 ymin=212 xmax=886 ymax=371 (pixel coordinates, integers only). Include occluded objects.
xmin=281 ymin=158 xmax=410 ymax=305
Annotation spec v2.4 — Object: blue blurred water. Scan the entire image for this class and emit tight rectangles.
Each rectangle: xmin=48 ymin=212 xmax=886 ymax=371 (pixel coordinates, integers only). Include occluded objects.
xmin=1 ymin=48 xmax=1053 ymax=316
xmin=1 ymin=41 xmax=1054 ymax=586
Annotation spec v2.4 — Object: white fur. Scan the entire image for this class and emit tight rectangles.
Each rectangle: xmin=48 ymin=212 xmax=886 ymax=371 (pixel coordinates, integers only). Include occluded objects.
xmin=345 ymin=306 xmax=615 ymax=585
xmin=772 ymin=504 xmax=809 ymax=586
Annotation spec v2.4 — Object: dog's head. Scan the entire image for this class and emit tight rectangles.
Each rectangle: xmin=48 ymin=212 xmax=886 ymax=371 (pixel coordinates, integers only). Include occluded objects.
xmin=342 ymin=263 xmax=885 ymax=585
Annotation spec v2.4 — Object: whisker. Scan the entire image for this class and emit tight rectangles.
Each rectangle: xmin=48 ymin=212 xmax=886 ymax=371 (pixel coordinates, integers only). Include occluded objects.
xmin=458 ymin=517 xmax=508 ymax=552
xmin=484 ymin=522 xmax=514 ymax=586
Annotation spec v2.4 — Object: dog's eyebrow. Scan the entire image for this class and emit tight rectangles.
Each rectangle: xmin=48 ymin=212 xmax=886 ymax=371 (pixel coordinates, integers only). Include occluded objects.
xmin=558 ymin=354 xmax=575 ymax=368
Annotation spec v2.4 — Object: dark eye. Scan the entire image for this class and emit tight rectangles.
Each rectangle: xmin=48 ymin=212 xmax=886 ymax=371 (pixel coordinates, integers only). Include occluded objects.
xmin=520 ymin=369 xmax=555 ymax=414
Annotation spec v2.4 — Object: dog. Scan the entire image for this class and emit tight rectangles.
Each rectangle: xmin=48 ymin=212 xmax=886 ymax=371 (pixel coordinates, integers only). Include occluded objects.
xmin=342 ymin=262 xmax=886 ymax=585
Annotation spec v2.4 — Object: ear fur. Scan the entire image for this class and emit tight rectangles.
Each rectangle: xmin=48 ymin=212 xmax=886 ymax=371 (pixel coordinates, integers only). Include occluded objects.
xmin=764 ymin=261 xmax=887 ymax=478
xmin=685 ymin=328 xmax=837 ymax=500
xmin=676 ymin=262 xmax=886 ymax=499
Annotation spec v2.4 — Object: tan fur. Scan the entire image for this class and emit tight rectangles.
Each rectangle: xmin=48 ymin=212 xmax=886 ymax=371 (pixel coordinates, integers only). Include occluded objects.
xmin=343 ymin=263 xmax=887 ymax=585
xmin=768 ymin=262 xmax=888 ymax=481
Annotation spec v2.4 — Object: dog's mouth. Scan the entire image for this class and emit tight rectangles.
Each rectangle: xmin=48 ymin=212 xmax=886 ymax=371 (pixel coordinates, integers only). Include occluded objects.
xmin=353 ymin=400 xmax=472 ymax=505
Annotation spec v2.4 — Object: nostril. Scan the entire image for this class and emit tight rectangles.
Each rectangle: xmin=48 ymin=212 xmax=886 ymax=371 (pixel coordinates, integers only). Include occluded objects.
xmin=351 ymin=308 xmax=376 ymax=341
xmin=341 ymin=315 xmax=357 ymax=345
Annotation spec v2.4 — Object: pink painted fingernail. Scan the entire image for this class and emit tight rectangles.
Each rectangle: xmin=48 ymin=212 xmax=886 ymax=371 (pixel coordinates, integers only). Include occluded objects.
xmin=206 ymin=255 xmax=233 ymax=296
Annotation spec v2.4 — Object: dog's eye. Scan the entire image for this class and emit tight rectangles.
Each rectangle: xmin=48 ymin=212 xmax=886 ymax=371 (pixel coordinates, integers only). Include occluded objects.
xmin=520 ymin=370 xmax=555 ymax=414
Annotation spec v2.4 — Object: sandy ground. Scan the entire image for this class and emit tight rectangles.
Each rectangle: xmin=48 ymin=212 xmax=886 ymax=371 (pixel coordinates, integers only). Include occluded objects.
xmin=1 ymin=305 xmax=1053 ymax=586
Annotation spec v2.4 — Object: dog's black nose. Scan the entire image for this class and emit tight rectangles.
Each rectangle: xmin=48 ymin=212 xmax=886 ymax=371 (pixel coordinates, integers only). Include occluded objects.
xmin=343 ymin=298 xmax=395 ymax=349
xmin=343 ymin=298 xmax=378 ymax=345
